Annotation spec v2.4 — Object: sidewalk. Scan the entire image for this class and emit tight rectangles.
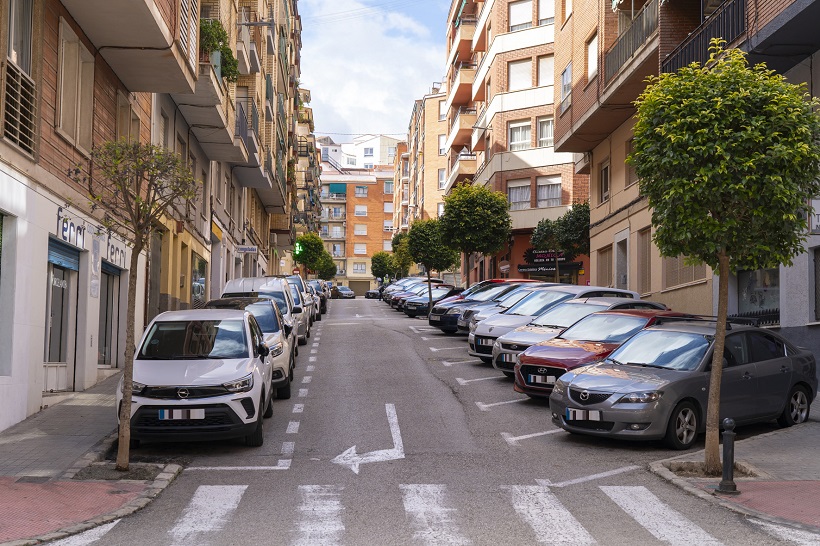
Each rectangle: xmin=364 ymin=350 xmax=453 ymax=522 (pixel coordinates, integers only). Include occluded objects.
xmin=0 ymin=374 xmax=179 ymax=546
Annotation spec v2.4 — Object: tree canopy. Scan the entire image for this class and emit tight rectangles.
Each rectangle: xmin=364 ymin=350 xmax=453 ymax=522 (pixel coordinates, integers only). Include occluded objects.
xmin=408 ymin=219 xmax=460 ymax=310
xmin=371 ymin=251 xmax=393 ymax=281
xmin=391 ymin=232 xmax=414 ymax=278
xmin=293 ymin=232 xmax=326 ymax=271
xmin=630 ymin=40 xmax=820 ymax=472
xmin=531 ymin=203 xmax=590 ymax=282
xmin=317 ymin=252 xmax=338 ymax=281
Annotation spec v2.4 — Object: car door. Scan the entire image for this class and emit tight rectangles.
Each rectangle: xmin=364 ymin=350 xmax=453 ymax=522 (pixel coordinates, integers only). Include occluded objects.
xmin=719 ymin=332 xmax=761 ymax=422
xmin=248 ymin=315 xmax=272 ymax=391
xmin=745 ymin=331 xmax=792 ymax=416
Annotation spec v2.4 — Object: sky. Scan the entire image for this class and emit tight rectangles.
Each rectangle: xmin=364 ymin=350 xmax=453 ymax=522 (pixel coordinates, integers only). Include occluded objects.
xmin=298 ymin=0 xmax=450 ymax=144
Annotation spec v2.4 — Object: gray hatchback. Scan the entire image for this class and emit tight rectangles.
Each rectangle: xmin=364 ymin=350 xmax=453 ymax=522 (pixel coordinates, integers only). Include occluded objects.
xmin=549 ymin=318 xmax=817 ymax=450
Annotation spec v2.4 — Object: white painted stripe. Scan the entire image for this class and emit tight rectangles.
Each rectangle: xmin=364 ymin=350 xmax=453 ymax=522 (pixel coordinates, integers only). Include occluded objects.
xmin=750 ymin=519 xmax=820 ymax=545
xmin=508 ymin=485 xmax=595 ymax=545
xmin=302 ymin=376 xmax=312 ymax=384
xmin=282 ymin=441 xmax=295 ymax=455
xmin=441 ymin=359 xmax=477 ymax=367
xmin=299 ymin=388 xmax=309 ymax=398
xmin=312 ymin=343 xmax=319 ymax=347
xmin=293 ymin=403 xmax=304 ymax=413
xmin=400 ymin=484 xmax=470 ymax=546
xmin=315 ymin=337 xmax=321 ymax=342
xmin=309 ymin=356 xmax=317 ymax=362
xmin=536 ymin=466 xmax=640 ymax=488
xmin=310 ymin=349 xmax=318 ymax=354
xmin=287 ymin=421 xmax=301 ymax=434
xmin=186 ymin=462 xmax=290 ymax=471
xmin=475 ymin=398 xmax=527 ymax=411
xmin=169 ymin=485 xmax=247 ymax=544
xmin=306 ymin=365 xmax=315 ymax=372
xmin=48 ymin=520 xmax=120 ymax=546
xmin=601 ymin=486 xmax=722 ymax=545
xmin=294 ymin=485 xmax=345 ymax=546
xmin=457 ymin=376 xmax=502 ymax=385
xmin=430 ymin=346 xmax=464 ymax=352
xmin=502 ymin=429 xmax=563 ymax=446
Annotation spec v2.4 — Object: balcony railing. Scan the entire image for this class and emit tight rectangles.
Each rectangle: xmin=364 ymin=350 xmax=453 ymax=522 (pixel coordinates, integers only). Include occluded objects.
xmin=449 ymin=106 xmax=477 ymax=133
xmin=662 ymin=0 xmax=746 ymax=73
xmin=235 ymin=101 xmax=249 ymax=146
xmin=604 ymin=0 xmax=659 ymax=83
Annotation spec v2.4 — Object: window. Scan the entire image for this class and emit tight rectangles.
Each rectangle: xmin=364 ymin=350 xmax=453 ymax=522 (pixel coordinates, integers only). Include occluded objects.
xmin=507 ymin=179 xmax=531 ymax=210
xmin=663 ymin=255 xmax=707 ymax=289
xmin=537 ymin=55 xmax=554 ymax=87
xmin=354 ymin=224 xmax=367 ymax=236
xmin=438 ymin=169 xmax=446 ymax=189
xmin=536 ymin=176 xmax=561 ymax=207
xmin=384 ymin=181 xmax=394 ymax=194
xmin=355 ymin=205 xmax=368 ymax=216
xmin=321 ymin=226 xmax=329 ymax=237
xmin=508 ymin=59 xmax=532 ymax=91
xmin=364 ymin=147 xmax=374 ymax=157
xmin=537 ymin=117 xmax=554 ymax=147
xmin=638 ymin=228 xmax=652 ymax=294
xmin=354 ymin=243 xmax=367 ymax=255
xmin=586 ymin=33 xmax=598 ymax=80
xmin=599 ymin=162 xmax=610 ymax=203
xmin=384 ymin=220 xmax=394 ymax=231
xmin=538 ymin=0 xmax=555 ymax=24
xmin=5 ymin=0 xmax=36 ymax=153
xmin=438 ymin=134 xmax=446 ymax=155
xmin=509 ymin=120 xmax=531 ymax=151
xmin=117 ymin=92 xmax=140 ymax=143
xmin=346 ymin=156 xmax=356 ymax=166
xmin=737 ymin=268 xmax=779 ymax=315
xmin=383 ymin=240 xmax=392 ymax=251
xmin=355 ymin=186 xmax=368 ymax=197
xmin=598 ymin=245 xmax=613 ymax=287
xmin=564 ymin=0 xmax=573 ymax=20
xmin=384 ymin=202 xmax=394 ymax=213
xmin=331 ymin=226 xmax=342 ymax=238
xmin=8 ymin=0 xmax=33 ymax=73
xmin=353 ymin=262 xmax=367 ymax=273
xmin=560 ymin=63 xmax=572 ymax=110
xmin=364 ymin=163 xmax=374 ymax=169
xmin=625 ymin=138 xmax=638 ymax=186
xmin=57 ymin=18 xmax=94 ymax=152
xmin=439 ymin=100 xmax=447 ymax=121
xmin=332 ymin=243 xmax=342 ymax=257
xmin=437 ymin=202 xmax=445 ymax=218
xmin=509 ymin=0 xmax=533 ymax=31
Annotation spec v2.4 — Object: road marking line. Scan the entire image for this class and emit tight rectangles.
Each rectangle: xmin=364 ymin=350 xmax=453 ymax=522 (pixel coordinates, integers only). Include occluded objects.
xmin=410 ymin=326 xmax=438 ymax=333
xmin=293 ymin=404 xmax=304 ymax=413
xmin=475 ymin=398 xmax=527 ymax=411
xmin=282 ymin=441 xmax=295 ymax=455
xmin=309 ymin=356 xmax=317 ymax=362
xmin=306 ymin=365 xmax=316 ymax=372
xmin=400 ymin=484 xmax=470 ymax=546
xmin=168 ymin=485 xmax=246 ymax=545
xmin=186 ymin=461 xmax=291 ymax=471
xmin=299 ymin=388 xmax=308 ymax=398
xmin=750 ymin=519 xmax=820 ymax=545
xmin=287 ymin=421 xmax=300 ymax=434
xmin=508 ymin=485 xmax=595 ymax=545
xmin=294 ymin=485 xmax=345 ymax=546
xmin=302 ymin=376 xmax=312 ymax=384
xmin=310 ymin=349 xmax=318 ymax=354
xmin=47 ymin=520 xmax=120 ymax=546
xmin=601 ymin=486 xmax=722 ymax=545
xmin=430 ymin=346 xmax=464 ymax=352
xmin=536 ymin=466 xmax=641 ymax=488
xmin=456 ymin=376 xmax=502 ymax=385
xmin=315 ymin=337 xmax=321 ymax=342
xmin=502 ymin=430 xmax=563 ymax=446
xmin=312 ymin=343 xmax=319 ymax=347
xmin=441 ymin=359 xmax=477 ymax=367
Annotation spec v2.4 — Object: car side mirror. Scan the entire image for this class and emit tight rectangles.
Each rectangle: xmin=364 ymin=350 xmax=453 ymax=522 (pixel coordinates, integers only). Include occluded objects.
xmin=293 ymin=306 xmax=303 ymax=314
xmin=284 ymin=322 xmax=293 ymax=337
xmin=259 ymin=344 xmax=270 ymax=357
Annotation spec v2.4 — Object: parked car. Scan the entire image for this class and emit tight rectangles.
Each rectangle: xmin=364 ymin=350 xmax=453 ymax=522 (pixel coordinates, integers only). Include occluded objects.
xmin=221 ymin=277 xmax=300 ymax=354
xmin=119 ymin=309 xmax=274 ymax=447
xmin=306 ymin=285 xmax=322 ymax=321
xmin=514 ymin=309 xmax=684 ymax=399
xmin=491 ymin=297 xmax=669 ymax=376
xmin=336 ymin=286 xmax=356 ymax=299
xmin=204 ymin=297 xmax=296 ymax=399
xmin=308 ymin=280 xmax=328 ymax=314
xmin=365 ymin=287 xmax=382 ymax=299
xmin=288 ymin=283 xmax=311 ymax=344
xmin=469 ymin=286 xmax=641 ymax=363
xmin=458 ymin=283 xmax=552 ymax=332
xmin=549 ymin=318 xmax=818 ymax=449
xmin=404 ymin=286 xmax=464 ymax=317
xmin=435 ymin=278 xmax=543 ymax=308
xmin=382 ymin=277 xmax=444 ymax=302
xmin=428 ymin=281 xmax=536 ymax=334
xmin=390 ymin=281 xmax=451 ymax=310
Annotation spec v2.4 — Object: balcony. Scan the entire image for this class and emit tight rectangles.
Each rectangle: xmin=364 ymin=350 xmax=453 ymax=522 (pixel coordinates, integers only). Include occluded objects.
xmin=444 ymin=62 xmax=476 ymax=113
xmin=266 ymin=25 xmax=276 ymax=55
xmin=445 ymin=152 xmax=477 ymax=193
xmin=323 ymin=229 xmax=346 ymax=241
xmin=277 ymin=93 xmax=288 ymax=139
xmin=265 ymin=75 xmax=275 ymax=121
xmin=236 ymin=12 xmax=252 ymax=76
xmin=321 ymin=212 xmax=346 ymax=221
xmin=511 ymin=205 xmax=571 ymax=230
xmin=445 ymin=107 xmax=477 ymax=151
xmin=446 ymin=15 xmax=477 ymax=69
xmin=244 ymin=100 xmax=261 ymax=157
xmin=61 ymin=0 xmax=196 ymax=93
xmin=605 ymin=0 xmax=659 ymax=83
xmin=321 ymin=193 xmax=347 ymax=202
xmin=472 ymin=0 xmax=495 ymax=52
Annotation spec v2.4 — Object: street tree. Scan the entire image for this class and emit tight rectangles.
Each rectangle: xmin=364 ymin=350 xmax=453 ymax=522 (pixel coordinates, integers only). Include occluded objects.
xmin=630 ymin=41 xmax=820 ymax=474
xmin=371 ymin=251 xmax=393 ymax=283
xmin=531 ymin=203 xmax=590 ymax=282
xmin=293 ymin=232 xmax=326 ymax=272
xmin=408 ymin=219 xmax=460 ymax=310
xmin=70 ymin=141 xmax=198 ymax=471
xmin=440 ymin=184 xmax=511 ymax=286
xmin=317 ymin=252 xmax=338 ymax=281
xmin=391 ymin=232 xmax=414 ymax=278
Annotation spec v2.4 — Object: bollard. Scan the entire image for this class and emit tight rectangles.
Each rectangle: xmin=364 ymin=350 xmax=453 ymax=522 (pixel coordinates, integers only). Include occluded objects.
xmin=717 ymin=418 xmax=740 ymax=495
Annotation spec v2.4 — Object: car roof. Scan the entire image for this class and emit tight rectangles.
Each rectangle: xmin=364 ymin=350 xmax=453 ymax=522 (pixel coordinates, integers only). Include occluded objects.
xmin=205 ymin=297 xmax=272 ymax=308
xmin=587 ymin=309 xmax=687 ymax=319
xmin=642 ymin=317 xmax=764 ymax=335
xmin=538 ymin=285 xmax=640 ymax=297
xmin=153 ymin=309 xmax=248 ymax=321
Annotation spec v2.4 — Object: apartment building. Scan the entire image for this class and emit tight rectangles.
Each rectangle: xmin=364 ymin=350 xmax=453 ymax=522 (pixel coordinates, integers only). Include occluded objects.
xmin=393 ymin=141 xmax=409 ymax=233
xmin=0 ymin=0 xmax=308 ymax=433
xmin=443 ymin=0 xmax=589 ymax=285
xmin=292 ymin=88 xmax=323 ymax=275
xmin=554 ymin=0 xmax=820 ymax=351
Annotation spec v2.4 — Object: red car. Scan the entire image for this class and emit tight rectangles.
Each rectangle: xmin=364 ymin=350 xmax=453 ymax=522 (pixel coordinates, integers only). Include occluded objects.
xmin=514 ymin=309 xmax=686 ymax=398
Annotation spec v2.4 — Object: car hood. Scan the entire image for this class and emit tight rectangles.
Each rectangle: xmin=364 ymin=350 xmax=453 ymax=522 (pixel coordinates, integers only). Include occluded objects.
xmin=475 ymin=315 xmax=534 ymax=337
xmin=497 ymin=326 xmax=563 ymax=346
xmin=473 ymin=304 xmax=506 ymax=320
xmin=134 ymin=357 xmax=257 ymax=386
xmin=562 ymin=362 xmax=681 ymax=392
xmin=518 ymin=339 xmax=620 ymax=370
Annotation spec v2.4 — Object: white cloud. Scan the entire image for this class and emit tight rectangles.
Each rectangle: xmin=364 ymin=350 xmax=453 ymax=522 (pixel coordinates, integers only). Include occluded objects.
xmin=298 ymin=0 xmax=446 ymax=141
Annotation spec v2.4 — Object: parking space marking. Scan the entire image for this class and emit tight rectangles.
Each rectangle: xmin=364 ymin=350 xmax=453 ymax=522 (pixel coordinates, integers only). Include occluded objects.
xmin=309 ymin=356 xmax=317 ymax=362
xmin=186 ymin=461 xmax=291 ymax=471
xmin=475 ymin=398 xmax=527 ymax=411
xmin=299 ymin=388 xmax=309 ymax=398
xmin=306 ymin=365 xmax=316 ymax=372
xmin=502 ymin=430 xmax=563 ymax=446
xmin=456 ymin=376 xmax=504 ymax=385
xmin=441 ymin=359 xmax=479 ymax=367
xmin=409 ymin=326 xmax=439 ymax=333
xmin=287 ymin=421 xmax=300 ymax=434
xmin=312 ymin=343 xmax=319 ymax=348
xmin=429 ymin=346 xmax=464 ymax=352
xmin=293 ymin=404 xmax=304 ymax=413
xmin=282 ymin=441 xmax=295 ymax=456
xmin=536 ymin=466 xmax=641 ymax=488
xmin=310 ymin=349 xmax=318 ymax=354
xmin=302 ymin=376 xmax=312 ymax=384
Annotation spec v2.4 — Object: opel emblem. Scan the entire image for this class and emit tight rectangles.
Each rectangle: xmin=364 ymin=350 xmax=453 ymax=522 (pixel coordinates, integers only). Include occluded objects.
xmin=538 ymin=367 xmax=548 ymax=374
xmin=177 ymin=388 xmax=190 ymax=399
xmin=580 ymin=390 xmax=590 ymax=401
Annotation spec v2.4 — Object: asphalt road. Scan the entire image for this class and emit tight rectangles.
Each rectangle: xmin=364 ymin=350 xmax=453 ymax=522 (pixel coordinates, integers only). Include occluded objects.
xmin=51 ymin=299 xmax=806 ymax=546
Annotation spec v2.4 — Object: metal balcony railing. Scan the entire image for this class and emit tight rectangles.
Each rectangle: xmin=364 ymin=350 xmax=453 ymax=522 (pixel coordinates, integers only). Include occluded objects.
xmin=604 ymin=0 xmax=659 ymax=83
xmin=235 ymin=101 xmax=248 ymax=145
xmin=662 ymin=0 xmax=746 ymax=73
xmin=450 ymin=106 xmax=477 ymax=133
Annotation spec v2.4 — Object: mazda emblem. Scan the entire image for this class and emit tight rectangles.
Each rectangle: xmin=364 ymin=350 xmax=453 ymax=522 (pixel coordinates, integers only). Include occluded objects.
xmin=510 ymin=345 xmax=519 ymax=350
xmin=580 ymin=390 xmax=590 ymax=401
xmin=177 ymin=388 xmax=190 ymax=399
xmin=538 ymin=367 xmax=548 ymax=374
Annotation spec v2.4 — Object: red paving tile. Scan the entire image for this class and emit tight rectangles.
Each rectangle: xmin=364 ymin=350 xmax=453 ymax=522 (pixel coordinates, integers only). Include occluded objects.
xmin=0 ymin=477 xmax=147 ymax=542
xmin=727 ymin=481 xmax=820 ymax=528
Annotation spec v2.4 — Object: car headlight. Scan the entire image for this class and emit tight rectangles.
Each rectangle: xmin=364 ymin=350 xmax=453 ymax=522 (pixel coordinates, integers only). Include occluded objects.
xmin=552 ymin=378 xmax=567 ymax=395
xmin=123 ymin=380 xmax=146 ymax=396
xmin=269 ymin=341 xmax=284 ymax=358
xmin=447 ymin=307 xmax=463 ymax=315
xmin=223 ymin=374 xmax=254 ymax=393
xmin=469 ymin=321 xmax=477 ymax=333
xmin=616 ymin=391 xmax=662 ymax=404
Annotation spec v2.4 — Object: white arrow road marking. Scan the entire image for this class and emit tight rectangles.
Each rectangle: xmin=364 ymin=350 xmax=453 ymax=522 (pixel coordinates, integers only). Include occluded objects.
xmin=502 ymin=429 xmax=563 ymax=446
xmin=601 ymin=486 xmax=723 ymax=545
xmin=507 ymin=485 xmax=596 ymax=545
xmin=441 ymin=359 xmax=478 ymax=367
xmin=169 ymin=485 xmax=246 ymax=545
xmin=332 ymin=403 xmax=404 ymax=474
xmin=400 ymin=484 xmax=471 ymax=546
xmin=535 ymin=466 xmax=641 ymax=488
xmin=430 ymin=346 xmax=464 ymax=352
xmin=47 ymin=520 xmax=120 ymax=546
xmin=750 ymin=519 xmax=820 ymax=545
xmin=294 ymin=485 xmax=345 ymax=546
xmin=475 ymin=398 xmax=527 ymax=411
xmin=457 ymin=376 xmax=503 ymax=385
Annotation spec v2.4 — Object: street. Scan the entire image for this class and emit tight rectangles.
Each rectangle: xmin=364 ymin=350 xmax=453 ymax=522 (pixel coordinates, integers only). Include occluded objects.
xmin=49 ymin=300 xmax=818 ymax=546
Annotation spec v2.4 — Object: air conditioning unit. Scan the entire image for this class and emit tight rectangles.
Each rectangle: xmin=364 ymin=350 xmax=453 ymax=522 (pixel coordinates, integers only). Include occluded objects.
xmin=269 ymin=232 xmax=278 ymax=246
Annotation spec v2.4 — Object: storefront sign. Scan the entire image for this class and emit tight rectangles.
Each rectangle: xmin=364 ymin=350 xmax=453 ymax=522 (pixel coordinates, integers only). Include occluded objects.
xmin=524 ymin=248 xmax=567 ymax=265
xmin=90 ymin=236 xmax=102 ymax=298
xmin=56 ymin=207 xmax=86 ymax=249
xmin=518 ymin=262 xmax=582 ymax=274
xmin=237 ymin=245 xmax=258 ymax=254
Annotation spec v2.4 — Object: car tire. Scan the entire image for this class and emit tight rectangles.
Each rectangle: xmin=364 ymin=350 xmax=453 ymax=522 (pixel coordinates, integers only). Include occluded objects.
xmin=277 ymin=376 xmax=292 ymax=399
xmin=503 ymin=371 xmax=515 ymax=379
xmin=664 ymin=401 xmax=699 ymax=450
xmin=306 ymin=326 xmax=311 ymax=339
xmin=317 ymin=312 xmax=322 ymax=321
xmin=298 ymin=336 xmax=307 ymax=346
xmin=777 ymin=385 xmax=811 ymax=427
xmin=479 ymin=356 xmax=493 ymax=365
xmin=245 ymin=404 xmax=265 ymax=447
xmin=263 ymin=389 xmax=274 ymax=418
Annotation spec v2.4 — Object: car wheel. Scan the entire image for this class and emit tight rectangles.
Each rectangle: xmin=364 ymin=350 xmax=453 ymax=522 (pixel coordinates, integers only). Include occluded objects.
xmin=298 ymin=335 xmax=307 ymax=346
xmin=479 ymin=356 xmax=493 ymax=365
xmin=442 ymin=329 xmax=458 ymax=335
xmin=317 ymin=312 xmax=322 ymax=321
xmin=263 ymin=388 xmax=274 ymax=418
xmin=777 ymin=385 xmax=811 ymax=427
xmin=503 ymin=371 xmax=515 ymax=379
xmin=277 ymin=376 xmax=292 ymax=399
xmin=245 ymin=403 xmax=265 ymax=447
xmin=306 ymin=326 xmax=311 ymax=339
xmin=664 ymin=401 xmax=699 ymax=450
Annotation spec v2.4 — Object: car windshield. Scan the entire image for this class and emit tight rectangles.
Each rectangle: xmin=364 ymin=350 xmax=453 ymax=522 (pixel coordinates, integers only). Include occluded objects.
xmin=339 ymin=287 xmax=352 ymax=292
xmin=469 ymin=284 xmax=516 ymax=302
xmin=607 ymin=330 xmax=711 ymax=371
xmin=257 ymin=290 xmax=288 ymax=313
xmin=245 ymin=303 xmax=280 ymax=333
xmin=138 ymin=320 xmax=248 ymax=359
xmin=560 ymin=314 xmax=649 ymax=343
xmin=290 ymin=285 xmax=303 ymax=305
xmin=495 ymin=287 xmax=532 ymax=308
xmin=505 ymin=291 xmax=571 ymax=316
xmin=531 ymin=302 xmax=608 ymax=328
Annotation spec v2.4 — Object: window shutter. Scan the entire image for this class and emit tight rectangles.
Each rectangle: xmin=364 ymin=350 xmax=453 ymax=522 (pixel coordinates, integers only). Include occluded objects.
xmin=509 ymin=0 xmax=533 ymax=29
xmin=537 ymin=55 xmax=554 ymax=86
xmin=508 ymin=59 xmax=532 ymax=91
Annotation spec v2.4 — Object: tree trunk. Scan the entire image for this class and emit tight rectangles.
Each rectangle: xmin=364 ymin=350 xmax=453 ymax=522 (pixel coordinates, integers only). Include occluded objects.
xmin=554 ymin=255 xmax=560 ymax=283
xmin=704 ymin=251 xmax=730 ymax=475
xmin=463 ymin=253 xmax=470 ymax=288
xmin=116 ymin=241 xmax=143 ymax=471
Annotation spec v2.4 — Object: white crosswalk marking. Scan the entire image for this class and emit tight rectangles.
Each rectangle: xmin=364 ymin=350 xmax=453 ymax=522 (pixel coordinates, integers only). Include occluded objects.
xmin=400 ymin=484 xmax=470 ymax=546
xmin=168 ymin=485 xmax=246 ymax=545
xmin=601 ymin=486 xmax=723 ymax=545
xmin=750 ymin=519 xmax=820 ymax=545
xmin=294 ymin=485 xmax=345 ymax=546
xmin=47 ymin=520 xmax=120 ymax=546
xmin=508 ymin=485 xmax=596 ymax=545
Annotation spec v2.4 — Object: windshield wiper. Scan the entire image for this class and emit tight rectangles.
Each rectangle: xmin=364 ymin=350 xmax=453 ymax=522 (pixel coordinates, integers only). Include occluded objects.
xmin=628 ymin=362 xmax=667 ymax=369
xmin=605 ymin=357 xmax=624 ymax=366
xmin=536 ymin=324 xmax=564 ymax=329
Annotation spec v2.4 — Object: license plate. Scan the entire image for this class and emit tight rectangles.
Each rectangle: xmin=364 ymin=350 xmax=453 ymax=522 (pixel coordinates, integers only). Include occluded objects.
xmin=429 ymin=315 xmax=440 ymax=322
xmin=500 ymin=353 xmax=514 ymax=362
xmin=529 ymin=374 xmax=557 ymax=384
xmin=565 ymin=408 xmax=602 ymax=421
xmin=477 ymin=338 xmax=493 ymax=346
xmin=159 ymin=409 xmax=205 ymax=420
